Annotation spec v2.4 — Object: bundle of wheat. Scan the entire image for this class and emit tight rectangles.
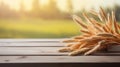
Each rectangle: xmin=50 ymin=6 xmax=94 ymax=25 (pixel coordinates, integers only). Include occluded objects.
xmin=58 ymin=7 xmax=120 ymax=56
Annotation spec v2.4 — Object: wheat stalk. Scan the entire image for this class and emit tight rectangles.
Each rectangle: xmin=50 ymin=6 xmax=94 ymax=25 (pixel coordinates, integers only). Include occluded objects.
xmin=58 ymin=7 xmax=120 ymax=56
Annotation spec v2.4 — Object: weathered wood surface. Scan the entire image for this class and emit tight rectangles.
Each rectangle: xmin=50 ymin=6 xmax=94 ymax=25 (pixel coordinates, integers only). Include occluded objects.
xmin=0 ymin=47 xmax=120 ymax=56
xmin=0 ymin=39 xmax=66 ymax=42
xmin=0 ymin=39 xmax=120 ymax=63
xmin=0 ymin=42 xmax=65 ymax=47
xmin=0 ymin=56 xmax=120 ymax=63
xmin=0 ymin=47 xmax=68 ymax=56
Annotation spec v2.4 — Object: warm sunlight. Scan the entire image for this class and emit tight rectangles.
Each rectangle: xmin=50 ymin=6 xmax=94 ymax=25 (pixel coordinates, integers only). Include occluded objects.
xmin=0 ymin=0 xmax=82 ymax=11
xmin=0 ymin=0 xmax=120 ymax=38
xmin=0 ymin=0 xmax=119 ymax=11
xmin=41 ymin=0 xmax=48 ymax=5
xmin=0 ymin=0 xmax=49 ymax=11
xmin=1 ymin=0 xmax=21 ymax=10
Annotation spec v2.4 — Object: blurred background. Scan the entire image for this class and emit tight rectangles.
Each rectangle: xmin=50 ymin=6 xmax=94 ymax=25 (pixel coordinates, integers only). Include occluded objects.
xmin=0 ymin=0 xmax=120 ymax=38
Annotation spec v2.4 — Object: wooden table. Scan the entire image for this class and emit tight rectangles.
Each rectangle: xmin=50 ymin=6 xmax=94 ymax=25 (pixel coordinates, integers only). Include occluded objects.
xmin=0 ymin=39 xmax=120 ymax=67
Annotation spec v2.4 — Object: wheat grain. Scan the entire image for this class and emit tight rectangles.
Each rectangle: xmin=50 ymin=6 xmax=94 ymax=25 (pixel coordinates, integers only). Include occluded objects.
xmin=58 ymin=7 xmax=120 ymax=56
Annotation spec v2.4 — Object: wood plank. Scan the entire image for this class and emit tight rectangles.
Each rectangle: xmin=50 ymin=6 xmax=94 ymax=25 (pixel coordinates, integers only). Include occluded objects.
xmin=108 ymin=45 xmax=120 ymax=52
xmin=0 ymin=42 xmax=65 ymax=47
xmin=0 ymin=39 xmax=67 ymax=43
xmin=0 ymin=43 xmax=120 ymax=51
xmin=0 ymin=56 xmax=119 ymax=63
xmin=0 ymin=39 xmax=120 ymax=51
xmin=0 ymin=47 xmax=120 ymax=56
xmin=0 ymin=47 xmax=68 ymax=56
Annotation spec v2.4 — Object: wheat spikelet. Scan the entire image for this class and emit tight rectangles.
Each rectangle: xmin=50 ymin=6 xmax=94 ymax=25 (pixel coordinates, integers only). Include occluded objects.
xmin=59 ymin=7 xmax=120 ymax=56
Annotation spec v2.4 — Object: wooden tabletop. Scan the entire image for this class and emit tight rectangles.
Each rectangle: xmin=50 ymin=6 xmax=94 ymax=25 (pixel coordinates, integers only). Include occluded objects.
xmin=0 ymin=39 xmax=120 ymax=63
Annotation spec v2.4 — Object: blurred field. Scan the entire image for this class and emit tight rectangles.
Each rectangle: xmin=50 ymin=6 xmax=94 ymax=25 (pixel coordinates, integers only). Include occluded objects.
xmin=0 ymin=0 xmax=120 ymax=38
xmin=0 ymin=19 xmax=80 ymax=38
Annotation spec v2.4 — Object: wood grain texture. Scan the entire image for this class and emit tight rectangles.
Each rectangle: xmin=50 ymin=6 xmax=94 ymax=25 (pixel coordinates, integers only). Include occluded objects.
xmin=0 ymin=56 xmax=120 ymax=63
xmin=0 ymin=47 xmax=120 ymax=56
xmin=0 ymin=39 xmax=119 ymax=64
xmin=0 ymin=42 xmax=65 ymax=47
xmin=108 ymin=45 xmax=120 ymax=52
xmin=0 ymin=47 xmax=68 ymax=56
xmin=0 ymin=39 xmax=67 ymax=43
